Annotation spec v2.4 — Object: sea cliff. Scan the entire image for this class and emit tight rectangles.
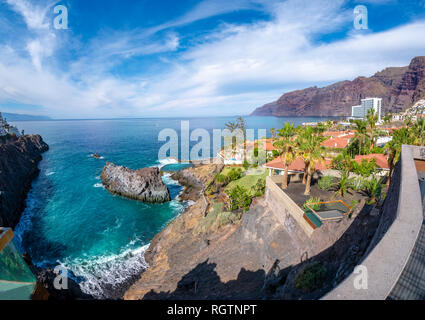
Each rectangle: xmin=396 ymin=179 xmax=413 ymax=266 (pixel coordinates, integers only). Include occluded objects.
xmin=251 ymin=56 xmax=425 ymax=117
xmin=0 ymin=134 xmax=49 ymax=228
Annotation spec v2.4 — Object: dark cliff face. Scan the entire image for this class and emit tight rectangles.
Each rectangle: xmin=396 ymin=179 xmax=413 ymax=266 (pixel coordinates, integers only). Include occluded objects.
xmin=0 ymin=134 xmax=49 ymax=228
xmin=251 ymin=56 xmax=425 ymax=117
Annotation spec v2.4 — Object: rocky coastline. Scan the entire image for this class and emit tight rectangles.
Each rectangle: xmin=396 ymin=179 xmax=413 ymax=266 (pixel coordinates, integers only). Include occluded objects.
xmin=124 ymin=163 xmax=381 ymax=300
xmin=0 ymin=134 xmax=49 ymax=228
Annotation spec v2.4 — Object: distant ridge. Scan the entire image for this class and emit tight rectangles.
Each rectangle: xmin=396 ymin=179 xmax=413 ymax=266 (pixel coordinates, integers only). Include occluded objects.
xmin=2 ymin=112 xmax=51 ymax=121
xmin=251 ymin=56 xmax=425 ymax=117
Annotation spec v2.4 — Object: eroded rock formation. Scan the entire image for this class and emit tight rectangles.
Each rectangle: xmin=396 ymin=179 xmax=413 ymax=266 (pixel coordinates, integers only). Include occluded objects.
xmin=101 ymin=162 xmax=170 ymax=203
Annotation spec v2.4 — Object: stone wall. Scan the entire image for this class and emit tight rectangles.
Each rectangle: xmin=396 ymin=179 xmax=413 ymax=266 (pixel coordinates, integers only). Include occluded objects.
xmin=265 ymin=176 xmax=315 ymax=237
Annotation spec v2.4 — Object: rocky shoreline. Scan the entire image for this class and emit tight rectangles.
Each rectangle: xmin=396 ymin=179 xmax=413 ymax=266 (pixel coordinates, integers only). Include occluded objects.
xmin=0 ymin=134 xmax=49 ymax=228
xmin=124 ymin=163 xmax=381 ymax=300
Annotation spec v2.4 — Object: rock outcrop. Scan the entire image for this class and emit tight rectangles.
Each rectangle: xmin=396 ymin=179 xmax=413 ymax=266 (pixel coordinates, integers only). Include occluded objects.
xmin=100 ymin=162 xmax=170 ymax=203
xmin=251 ymin=56 xmax=425 ymax=117
xmin=0 ymin=134 xmax=49 ymax=228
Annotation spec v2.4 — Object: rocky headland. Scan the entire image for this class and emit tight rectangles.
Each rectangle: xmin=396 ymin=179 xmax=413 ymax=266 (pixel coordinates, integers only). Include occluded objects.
xmin=101 ymin=162 xmax=170 ymax=203
xmin=251 ymin=56 xmax=425 ymax=117
xmin=0 ymin=134 xmax=49 ymax=228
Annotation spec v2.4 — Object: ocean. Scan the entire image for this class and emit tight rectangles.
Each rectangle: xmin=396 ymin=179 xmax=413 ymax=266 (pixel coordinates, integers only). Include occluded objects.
xmin=11 ymin=116 xmax=335 ymax=299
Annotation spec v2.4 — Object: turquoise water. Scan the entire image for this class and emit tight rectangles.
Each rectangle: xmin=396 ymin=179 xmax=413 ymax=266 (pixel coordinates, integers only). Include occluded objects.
xmin=11 ymin=116 xmax=334 ymax=298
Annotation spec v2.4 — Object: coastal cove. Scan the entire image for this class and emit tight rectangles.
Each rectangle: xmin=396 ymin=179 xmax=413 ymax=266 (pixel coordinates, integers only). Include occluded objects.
xmin=10 ymin=116 xmax=336 ymax=299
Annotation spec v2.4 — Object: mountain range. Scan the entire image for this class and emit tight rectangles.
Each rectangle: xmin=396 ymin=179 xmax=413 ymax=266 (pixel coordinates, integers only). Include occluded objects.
xmin=251 ymin=56 xmax=425 ymax=117
xmin=1 ymin=112 xmax=51 ymax=121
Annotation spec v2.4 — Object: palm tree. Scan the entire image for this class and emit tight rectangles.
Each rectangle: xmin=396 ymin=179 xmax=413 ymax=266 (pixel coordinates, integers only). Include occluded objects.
xmin=413 ymin=118 xmax=425 ymax=146
xmin=274 ymin=123 xmax=296 ymax=189
xmin=236 ymin=117 xmax=246 ymax=134
xmin=225 ymin=120 xmax=239 ymax=154
xmin=334 ymin=171 xmax=354 ymax=197
xmin=366 ymin=109 xmax=383 ymax=149
xmin=297 ymin=128 xmax=326 ymax=195
xmin=270 ymin=128 xmax=276 ymax=139
xmin=351 ymin=119 xmax=370 ymax=155
xmin=384 ymin=127 xmax=414 ymax=186
xmin=303 ymin=145 xmax=326 ymax=195
xmin=363 ymin=175 xmax=382 ymax=203
xmin=225 ymin=121 xmax=238 ymax=132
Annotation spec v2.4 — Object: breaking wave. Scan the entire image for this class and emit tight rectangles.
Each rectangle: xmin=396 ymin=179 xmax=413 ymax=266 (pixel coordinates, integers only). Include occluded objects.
xmin=62 ymin=244 xmax=150 ymax=299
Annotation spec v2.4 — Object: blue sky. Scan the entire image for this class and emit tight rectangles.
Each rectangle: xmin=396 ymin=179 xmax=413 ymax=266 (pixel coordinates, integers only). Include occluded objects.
xmin=0 ymin=0 xmax=425 ymax=119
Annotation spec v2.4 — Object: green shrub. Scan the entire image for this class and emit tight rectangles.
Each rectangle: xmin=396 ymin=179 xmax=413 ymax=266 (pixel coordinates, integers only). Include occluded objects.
xmin=303 ymin=197 xmax=321 ymax=212
xmin=370 ymin=146 xmax=384 ymax=154
xmin=251 ymin=178 xmax=266 ymax=197
xmin=214 ymin=211 xmax=240 ymax=229
xmin=350 ymin=177 xmax=364 ymax=191
xmin=243 ymin=160 xmax=250 ymax=170
xmin=215 ymin=173 xmax=228 ymax=184
xmin=362 ymin=176 xmax=383 ymax=203
xmin=195 ymin=202 xmax=241 ymax=234
xmin=229 ymin=185 xmax=252 ymax=212
xmin=294 ymin=262 xmax=326 ymax=293
xmin=227 ymin=168 xmax=243 ymax=182
xmin=352 ymin=159 xmax=378 ymax=177
xmin=317 ymin=176 xmax=334 ymax=191
xmin=206 ymin=184 xmax=217 ymax=195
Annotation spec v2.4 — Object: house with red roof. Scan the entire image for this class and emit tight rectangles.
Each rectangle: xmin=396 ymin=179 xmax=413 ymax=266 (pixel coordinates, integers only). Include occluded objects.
xmin=263 ymin=156 xmax=332 ymax=176
xmin=321 ymin=136 xmax=351 ymax=149
xmin=354 ymin=154 xmax=390 ymax=171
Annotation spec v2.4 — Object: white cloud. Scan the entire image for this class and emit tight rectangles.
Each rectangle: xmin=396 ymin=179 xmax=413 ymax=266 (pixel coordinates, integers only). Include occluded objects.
xmin=1 ymin=0 xmax=425 ymax=118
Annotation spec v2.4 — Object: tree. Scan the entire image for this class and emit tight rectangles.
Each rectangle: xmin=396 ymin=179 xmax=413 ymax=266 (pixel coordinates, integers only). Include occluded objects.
xmin=384 ymin=127 xmax=414 ymax=186
xmin=363 ymin=175 xmax=382 ymax=203
xmin=236 ymin=117 xmax=246 ymax=134
xmin=297 ymin=126 xmax=325 ymax=185
xmin=384 ymin=112 xmax=392 ymax=124
xmin=270 ymin=128 xmax=276 ymax=139
xmin=331 ymin=153 xmax=355 ymax=175
xmin=333 ymin=171 xmax=354 ymax=197
xmin=413 ymin=118 xmax=425 ymax=146
xmin=351 ymin=119 xmax=370 ymax=155
xmin=273 ymin=123 xmax=296 ymax=189
xmin=229 ymin=186 xmax=252 ymax=212
xmin=296 ymin=127 xmax=326 ymax=195
xmin=303 ymin=146 xmax=326 ymax=195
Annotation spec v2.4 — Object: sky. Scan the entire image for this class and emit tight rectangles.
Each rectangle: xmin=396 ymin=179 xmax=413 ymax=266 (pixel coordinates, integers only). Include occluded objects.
xmin=0 ymin=0 xmax=425 ymax=119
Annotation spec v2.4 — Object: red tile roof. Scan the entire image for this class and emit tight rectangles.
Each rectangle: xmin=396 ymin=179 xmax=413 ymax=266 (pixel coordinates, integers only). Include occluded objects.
xmin=354 ymin=154 xmax=390 ymax=170
xmin=264 ymin=157 xmax=331 ymax=172
xmin=321 ymin=137 xmax=351 ymax=149
xmin=265 ymin=142 xmax=276 ymax=151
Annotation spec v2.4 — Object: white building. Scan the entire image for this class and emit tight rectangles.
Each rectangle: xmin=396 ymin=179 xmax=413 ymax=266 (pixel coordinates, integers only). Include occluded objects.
xmin=351 ymin=98 xmax=382 ymax=121
xmin=0 ymin=112 xmax=21 ymax=137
